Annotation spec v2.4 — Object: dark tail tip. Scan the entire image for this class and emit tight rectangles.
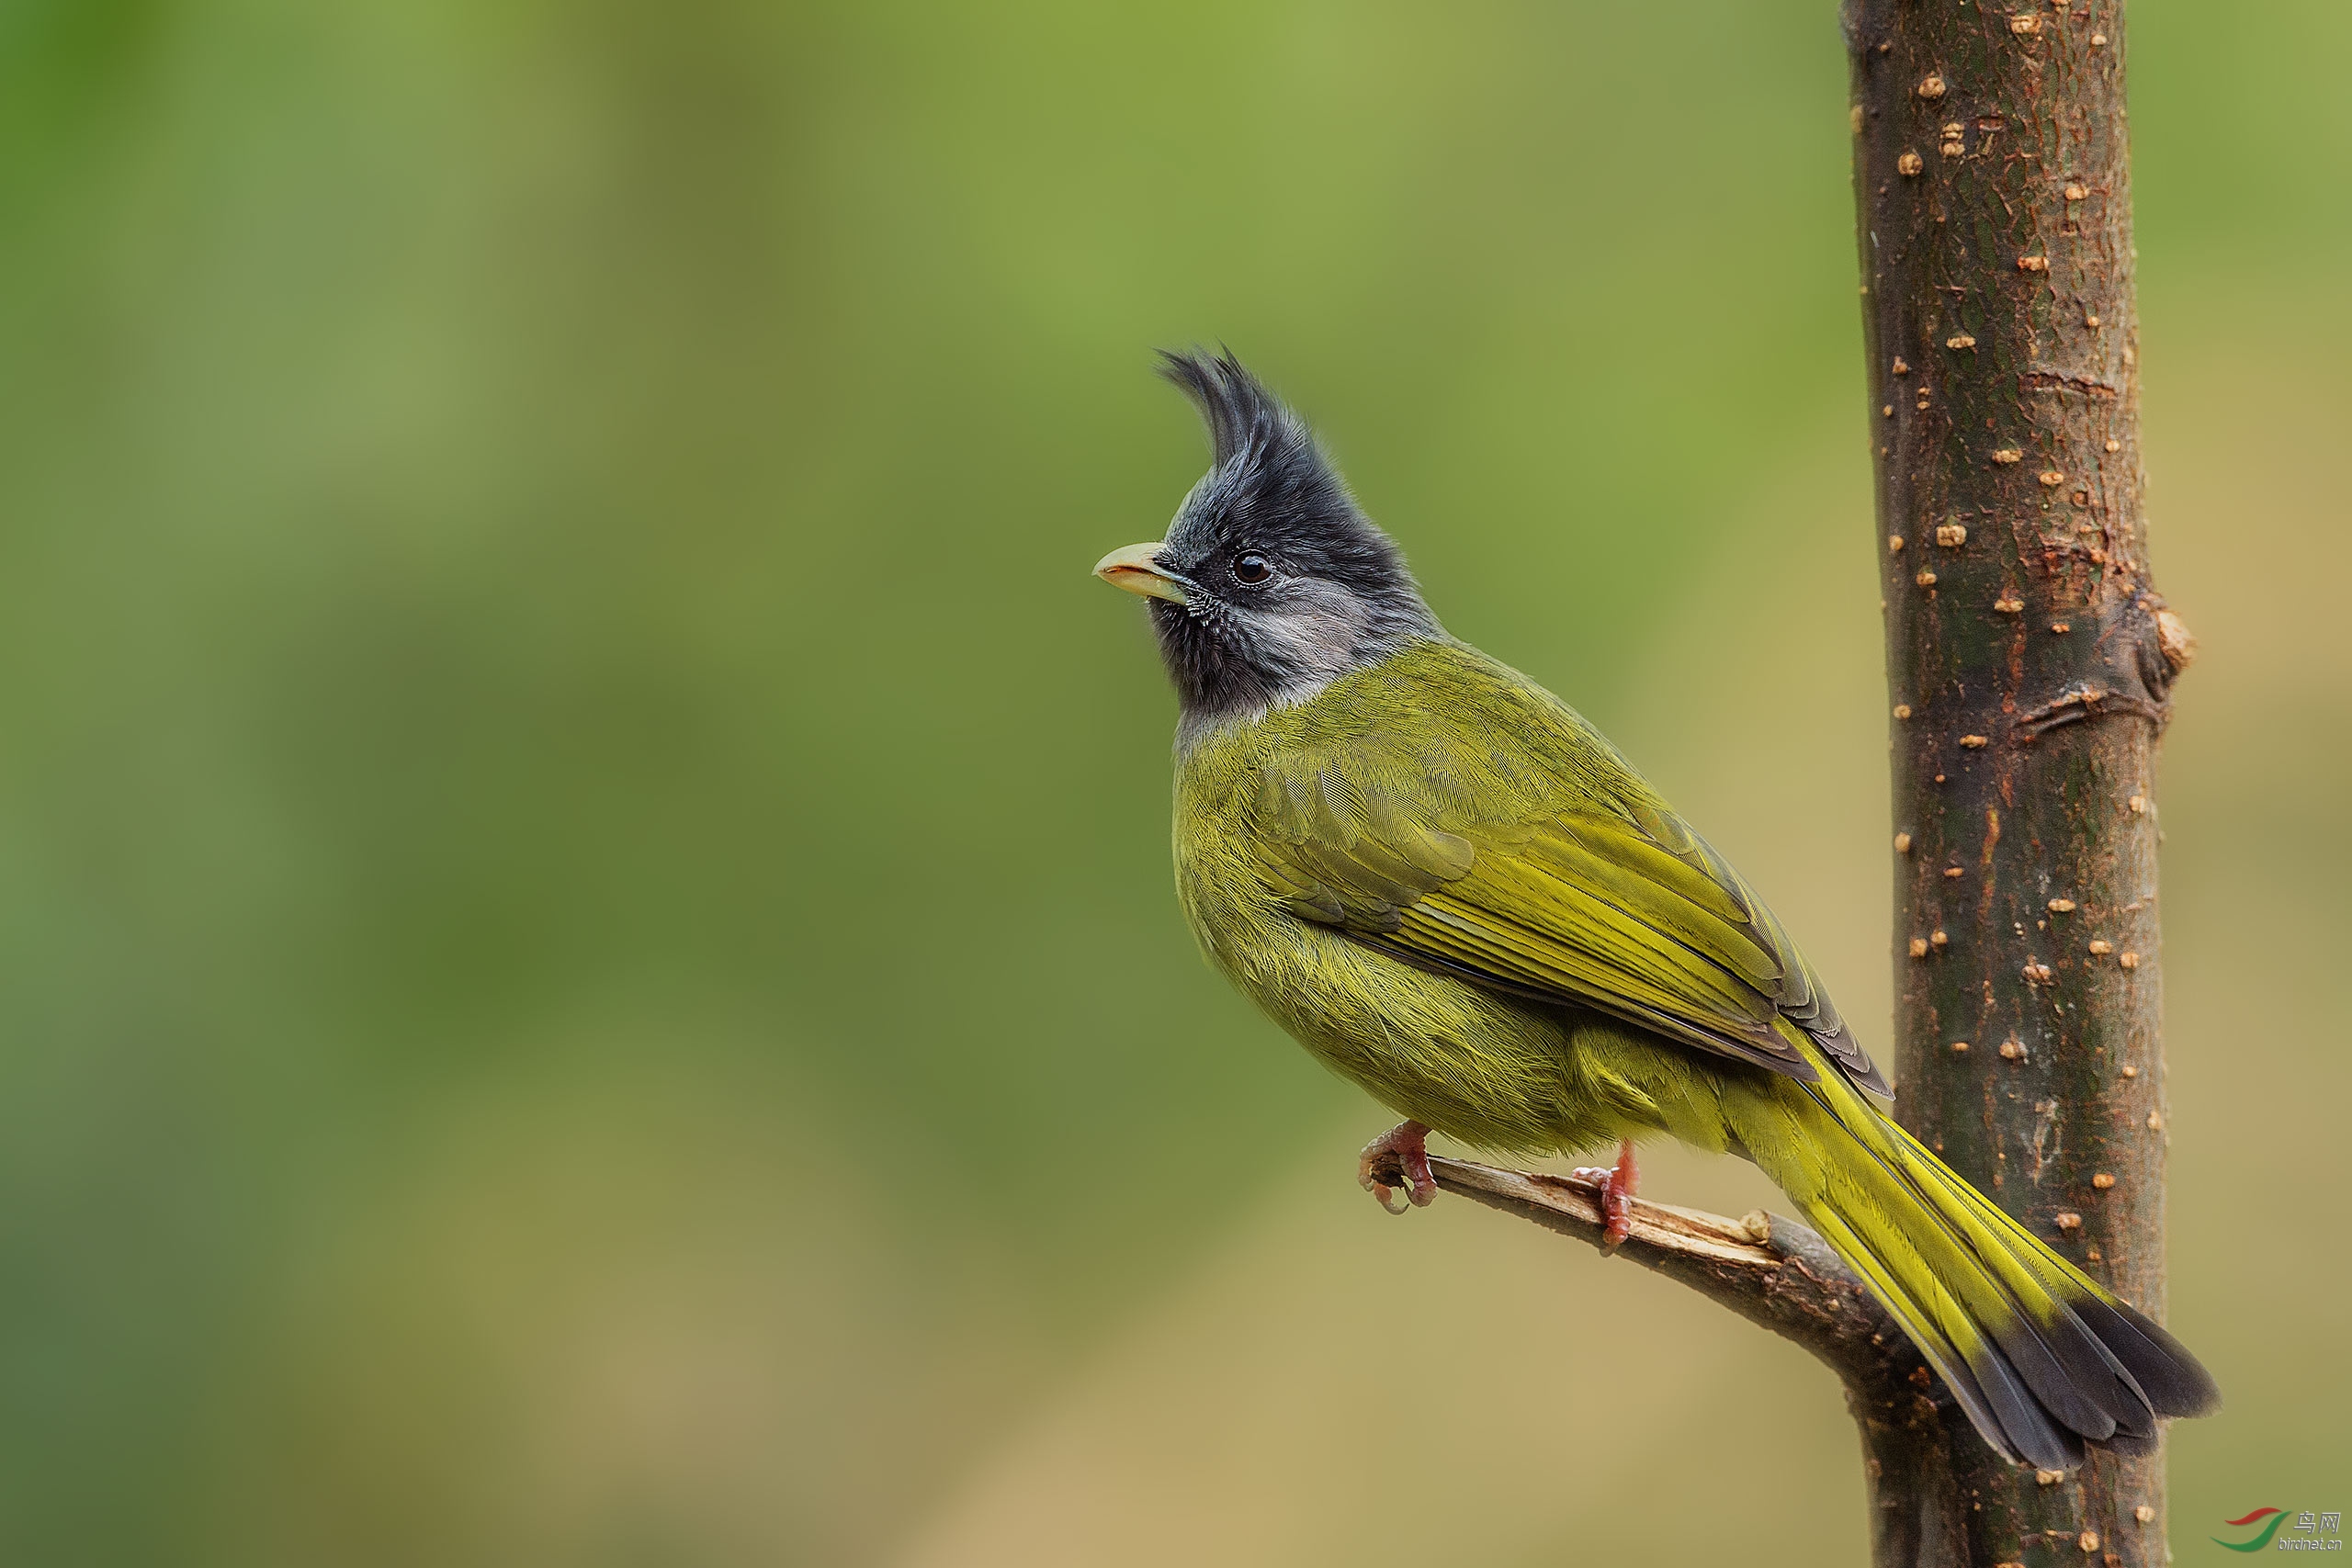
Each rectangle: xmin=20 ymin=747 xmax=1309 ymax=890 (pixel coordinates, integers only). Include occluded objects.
xmin=2075 ymin=1293 xmax=2223 ymax=1421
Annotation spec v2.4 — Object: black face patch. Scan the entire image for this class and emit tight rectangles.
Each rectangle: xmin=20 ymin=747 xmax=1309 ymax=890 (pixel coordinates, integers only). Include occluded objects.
xmin=1149 ymin=351 xmax=1439 ymax=717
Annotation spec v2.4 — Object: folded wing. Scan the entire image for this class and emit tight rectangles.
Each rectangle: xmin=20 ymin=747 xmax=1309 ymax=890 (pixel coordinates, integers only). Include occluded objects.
xmin=1247 ymin=724 xmax=1888 ymax=1096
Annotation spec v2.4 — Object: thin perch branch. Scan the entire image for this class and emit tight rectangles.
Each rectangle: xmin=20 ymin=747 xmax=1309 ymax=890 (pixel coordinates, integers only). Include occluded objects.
xmin=1371 ymin=1153 xmax=1970 ymax=1562
xmin=1374 ymin=1153 xmax=1934 ymax=1406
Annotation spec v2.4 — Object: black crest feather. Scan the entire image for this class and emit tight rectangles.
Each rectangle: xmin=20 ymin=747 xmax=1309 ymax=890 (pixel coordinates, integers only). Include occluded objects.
xmin=1142 ymin=349 xmax=1437 ymax=719
xmin=1153 ymin=349 xmax=1413 ymax=597
xmin=1156 ymin=347 xmax=1296 ymax=472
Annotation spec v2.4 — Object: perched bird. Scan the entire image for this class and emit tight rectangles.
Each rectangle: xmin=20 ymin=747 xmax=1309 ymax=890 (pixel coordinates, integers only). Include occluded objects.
xmin=1094 ymin=350 xmax=2217 ymax=1472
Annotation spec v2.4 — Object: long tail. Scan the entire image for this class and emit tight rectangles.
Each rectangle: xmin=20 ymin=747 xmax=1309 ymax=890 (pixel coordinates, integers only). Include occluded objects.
xmin=1728 ymin=1061 xmax=2220 ymax=1471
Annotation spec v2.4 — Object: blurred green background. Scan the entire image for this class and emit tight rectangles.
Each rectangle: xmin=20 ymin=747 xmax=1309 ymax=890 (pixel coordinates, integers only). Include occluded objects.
xmin=1 ymin=0 xmax=2344 ymax=1562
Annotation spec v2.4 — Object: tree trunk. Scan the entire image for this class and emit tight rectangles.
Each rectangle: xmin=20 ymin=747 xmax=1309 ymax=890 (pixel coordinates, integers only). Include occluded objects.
xmin=1846 ymin=4 xmax=2191 ymax=1564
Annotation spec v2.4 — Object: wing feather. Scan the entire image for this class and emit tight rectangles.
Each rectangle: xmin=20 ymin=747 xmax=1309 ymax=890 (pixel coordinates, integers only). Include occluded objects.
xmin=1245 ymin=692 xmax=1889 ymax=1096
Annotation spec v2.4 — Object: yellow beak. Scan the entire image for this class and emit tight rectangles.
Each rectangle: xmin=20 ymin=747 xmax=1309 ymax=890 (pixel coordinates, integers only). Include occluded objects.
xmin=1092 ymin=541 xmax=1188 ymax=604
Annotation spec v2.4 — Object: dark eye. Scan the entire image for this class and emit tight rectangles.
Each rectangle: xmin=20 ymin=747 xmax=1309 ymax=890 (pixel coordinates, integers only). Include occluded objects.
xmin=1231 ymin=552 xmax=1272 ymax=586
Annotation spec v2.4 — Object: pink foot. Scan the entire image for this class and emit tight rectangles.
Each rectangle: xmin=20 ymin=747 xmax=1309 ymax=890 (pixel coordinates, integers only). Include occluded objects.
xmin=1572 ymin=1139 xmax=1641 ymax=1248
xmin=1358 ymin=1120 xmax=1437 ymax=1214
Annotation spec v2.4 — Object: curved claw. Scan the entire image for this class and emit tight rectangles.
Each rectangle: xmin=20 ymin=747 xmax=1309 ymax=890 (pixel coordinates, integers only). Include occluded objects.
xmin=1357 ymin=1120 xmax=1437 ymax=1213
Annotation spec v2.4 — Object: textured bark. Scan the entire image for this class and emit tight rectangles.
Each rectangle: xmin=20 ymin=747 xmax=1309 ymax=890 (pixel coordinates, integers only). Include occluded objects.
xmin=1848 ymin=2 xmax=2188 ymax=1563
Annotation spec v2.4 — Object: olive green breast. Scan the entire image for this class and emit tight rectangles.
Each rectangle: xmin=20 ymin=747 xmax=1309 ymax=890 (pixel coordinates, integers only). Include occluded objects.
xmin=1168 ymin=641 xmax=1617 ymax=1153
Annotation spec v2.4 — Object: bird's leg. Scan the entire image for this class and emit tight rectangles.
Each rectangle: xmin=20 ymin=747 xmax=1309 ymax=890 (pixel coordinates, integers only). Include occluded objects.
xmin=1357 ymin=1120 xmax=1437 ymax=1214
xmin=1571 ymin=1139 xmax=1641 ymax=1249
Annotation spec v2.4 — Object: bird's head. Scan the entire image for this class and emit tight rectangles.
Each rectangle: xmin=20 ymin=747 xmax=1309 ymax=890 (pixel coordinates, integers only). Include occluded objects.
xmin=1095 ymin=350 xmax=1440 ymax=723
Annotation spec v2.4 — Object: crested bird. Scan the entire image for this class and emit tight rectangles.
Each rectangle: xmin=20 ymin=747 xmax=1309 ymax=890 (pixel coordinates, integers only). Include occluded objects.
xmin=1092 ymin=349 xmax=2217 ymax=1471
